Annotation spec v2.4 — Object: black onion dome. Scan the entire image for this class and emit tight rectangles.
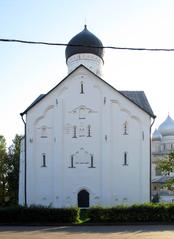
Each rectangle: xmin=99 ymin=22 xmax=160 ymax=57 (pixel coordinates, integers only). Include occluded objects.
xmin=65 ymin=25 xmax=104 ymax=62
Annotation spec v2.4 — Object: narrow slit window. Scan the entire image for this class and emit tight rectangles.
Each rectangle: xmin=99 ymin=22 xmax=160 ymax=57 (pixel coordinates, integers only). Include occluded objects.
xmin=87 ymin=125 xmax=91 ymax=137
xmin=42 ymin=153 xmax=46 ymax=167
xmin=123 ymin=152 xmax=128 ymax=166
xmin=80 ymin=82 xmax=84 ymax=94
xmin=89 ymin=154 xmax=95 ymax=168
xmin=123 ymin=121 xmax=128 ymax=135
xmin=69 ymin=155 xmax=75 ymax=168
xmin=72 ymin=126 xmax=77 ymax=138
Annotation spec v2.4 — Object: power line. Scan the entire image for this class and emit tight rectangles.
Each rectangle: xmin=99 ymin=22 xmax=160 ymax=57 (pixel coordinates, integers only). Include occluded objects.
xmin=1 ymin=38 xmax=174 ymax=52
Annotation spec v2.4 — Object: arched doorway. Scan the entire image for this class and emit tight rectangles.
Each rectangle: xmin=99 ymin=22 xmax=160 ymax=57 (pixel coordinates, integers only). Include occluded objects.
xmin=78 ymin=189 xmax=89 ymax=207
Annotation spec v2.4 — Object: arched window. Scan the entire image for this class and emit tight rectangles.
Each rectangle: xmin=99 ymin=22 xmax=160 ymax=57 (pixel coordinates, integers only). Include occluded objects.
xmin=78 ymin=189 xmax=89 ymax=207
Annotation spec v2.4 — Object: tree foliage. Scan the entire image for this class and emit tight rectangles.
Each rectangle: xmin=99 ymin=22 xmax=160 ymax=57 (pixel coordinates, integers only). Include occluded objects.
xmin=157 ymin=151 xmax=174 ymax=191
xmin=0 ymin=135 xmax=8 ymax=205
xmin=7 ymin=134 xmax=23 ymax=205
xmin=0 ymin=134 xmax=23 ymax=206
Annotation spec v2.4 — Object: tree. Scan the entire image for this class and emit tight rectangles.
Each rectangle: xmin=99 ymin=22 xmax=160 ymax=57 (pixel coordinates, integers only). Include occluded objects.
xmin=157 ymin=151 xmax=174 ymax=191
xmin=0 ymin=135 xmax=8 ymax=205
xmin=7 ymin=134 xmax=23 ymax=205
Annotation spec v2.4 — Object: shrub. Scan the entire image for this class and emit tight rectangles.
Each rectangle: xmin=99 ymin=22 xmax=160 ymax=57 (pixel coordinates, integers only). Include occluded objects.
xmin=88 ymin=203 xmax=174 ymax=223
xmin=0 ymin=206 xmax=79 ymax=224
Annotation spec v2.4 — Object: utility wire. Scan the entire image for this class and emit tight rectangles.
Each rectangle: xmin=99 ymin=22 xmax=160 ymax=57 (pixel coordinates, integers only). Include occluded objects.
xmin=1 ymin=38 xmax=174 ymax=52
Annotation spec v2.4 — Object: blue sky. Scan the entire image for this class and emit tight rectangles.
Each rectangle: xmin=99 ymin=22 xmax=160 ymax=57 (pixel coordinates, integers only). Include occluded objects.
xmin=1 ymin=0 xmax=174 ymax=145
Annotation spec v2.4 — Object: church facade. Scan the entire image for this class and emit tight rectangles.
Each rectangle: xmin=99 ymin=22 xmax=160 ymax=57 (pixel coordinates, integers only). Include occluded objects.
xmin=19 ymin=26 xmax=155 ymax=208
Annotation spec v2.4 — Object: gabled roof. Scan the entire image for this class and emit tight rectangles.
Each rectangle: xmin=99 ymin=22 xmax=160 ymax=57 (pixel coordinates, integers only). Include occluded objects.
xmin=120 ymin=91 xmax=155 ymax=118
xmin=25 ymin=94 xmax=45 ymax=112
xmin=21 ymin=65 xmax=156 ymax=118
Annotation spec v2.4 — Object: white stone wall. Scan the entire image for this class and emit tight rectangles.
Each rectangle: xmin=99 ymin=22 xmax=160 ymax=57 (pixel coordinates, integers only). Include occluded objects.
xmin=67 ymin=53 xmax=103 ymax=77
xmin=19 ymin=65 xmax=151 ymax=207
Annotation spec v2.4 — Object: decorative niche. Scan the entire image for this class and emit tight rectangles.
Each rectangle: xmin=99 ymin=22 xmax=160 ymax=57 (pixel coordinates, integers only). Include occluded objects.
xmin=40 ymin=126 xmax=48 ymax=138
xmin=69 ymin=148 xmax=95 ymax=168
xmin=69 ymin=105 xmax=97 ymax=120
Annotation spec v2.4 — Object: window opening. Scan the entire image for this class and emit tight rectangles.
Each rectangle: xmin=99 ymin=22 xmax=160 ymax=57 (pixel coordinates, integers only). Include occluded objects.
xmin=89 ymin=154 xmax=95 ymax=168
xmin=80 ymin=82 xmax=84 ymax=94
xmin=42 ymin=153 xmax=46 ymax=167
xmin=87 ymin=125 xmax=91 ymax=137
xmin=72 ymin=126 xmax=77 ymax=138
xmin=69 ymin=155 xmax=75 ymax=168
xmin=123 ymin=152 xmax=128 ymax=166
xmin=123 ymin=121 xmax=128 ymax=135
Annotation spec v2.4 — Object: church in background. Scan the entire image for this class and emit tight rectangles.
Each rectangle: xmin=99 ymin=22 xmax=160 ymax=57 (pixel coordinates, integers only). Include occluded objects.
xmin=152 ymin=115 xmax=174 ymax=202
xmin=19 ymin=26 xmax=155 ymax=208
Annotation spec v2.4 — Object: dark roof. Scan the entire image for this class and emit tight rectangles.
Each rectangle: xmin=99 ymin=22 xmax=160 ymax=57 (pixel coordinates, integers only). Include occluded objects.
xmin=26 ymin=94 xmax=45 ymax=111
xmin=120 ymin=91 xmax=155 ymax=118
xmin=65 ymin=25 xmax=104 ymax=62
xmin=20 ymin=94 xmax=45 ymax=116
xmin=21 ymin=65 xmax=155 ymax=118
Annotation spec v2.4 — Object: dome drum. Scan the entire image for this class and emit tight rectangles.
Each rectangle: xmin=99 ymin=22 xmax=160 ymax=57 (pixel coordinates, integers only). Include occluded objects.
xmin=66 ymin=53 xmax=103 ymax=76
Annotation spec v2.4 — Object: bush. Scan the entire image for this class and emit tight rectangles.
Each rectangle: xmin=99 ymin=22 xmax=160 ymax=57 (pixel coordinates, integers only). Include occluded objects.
xmin=2 ymin=203 xmax=174 ymax=224
xmin=0 ymin=206 xmax=79 ymax=224
xmin=88 ymin=203 xmax=174 ymax=223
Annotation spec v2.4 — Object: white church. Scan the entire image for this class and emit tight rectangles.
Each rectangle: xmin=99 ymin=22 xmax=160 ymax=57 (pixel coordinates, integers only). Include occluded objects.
xmin=152 ymin=115 xmax=174 ymax=202
xmin=19 ymin=26 xmax=155 ymax=208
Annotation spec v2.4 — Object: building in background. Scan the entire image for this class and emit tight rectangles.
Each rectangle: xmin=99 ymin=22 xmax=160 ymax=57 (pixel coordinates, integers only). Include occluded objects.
xmin=152 ymin=115 xmax=174 ymax=202
xmin=19 ymin=26 xmax=155 ymax=208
